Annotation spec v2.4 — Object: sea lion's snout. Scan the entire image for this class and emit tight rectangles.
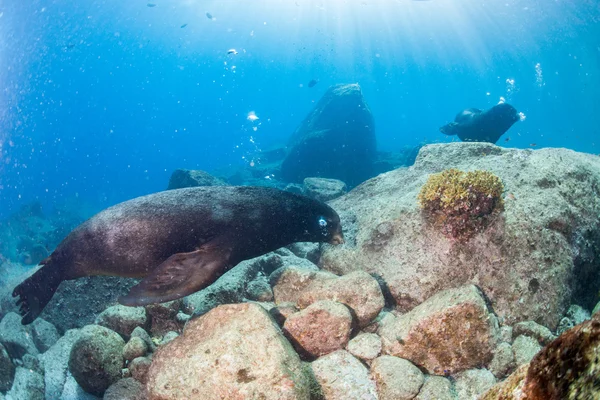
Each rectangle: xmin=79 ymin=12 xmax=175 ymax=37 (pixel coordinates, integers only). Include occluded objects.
xmin=329 ymin=231 xmax=345 ymax=245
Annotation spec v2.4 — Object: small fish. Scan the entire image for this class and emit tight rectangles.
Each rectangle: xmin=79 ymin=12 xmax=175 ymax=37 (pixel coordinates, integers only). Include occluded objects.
xmin=530 ymin=143 xmax=537 ymax=147
xmin=504 ymin=137 xmax=510 ymax=142
xmin=147 ymin=3 xmax=157 ymax=7
xmin=180 ymin=23 xmax=188 ymax=29
xmin=206 ymin=12 xmax=213 ymax=20
xmin=308 ymin=79 xmax=318 ymax=88
xmin=227 ymin=49 xmax=238 ymax=55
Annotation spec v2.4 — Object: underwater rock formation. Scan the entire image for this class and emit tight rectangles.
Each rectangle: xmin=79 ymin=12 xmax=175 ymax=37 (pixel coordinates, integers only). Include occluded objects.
xmin=166 ymin=168 xmax=227 ymax=189
xmin=378 ymin=285 xmax=499 ymax=375
xmin=146 ymin=303 xmax=312 ymax=400
xmin=281 ymin=83 xmax=377 ymax=187
xmin=321 ymin=142 xmax=600 ymax=329
xmin=303 ymin=177 xmax=347 ymax=202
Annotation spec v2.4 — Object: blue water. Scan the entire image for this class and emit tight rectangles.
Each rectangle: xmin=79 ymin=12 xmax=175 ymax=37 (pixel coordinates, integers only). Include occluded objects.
xmin=0 ymin=0 xmax=599 ymax=217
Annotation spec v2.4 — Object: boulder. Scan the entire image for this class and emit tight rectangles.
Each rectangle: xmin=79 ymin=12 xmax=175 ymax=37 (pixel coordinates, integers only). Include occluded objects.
xmin=283 ymin=300 xmax=353 ymax=358
xmin=103 ymin=378 xmax=144 ymax=400
xmin=39 ymin=329 xmax=81 ymax=399
xmin=30 ymin=318 xmax=60 ymax=353
xmin=272 ymin=268 xmax=384 ymax=328
xmin=488 ymin=342 xmax=516 ymax=379
xmin=379 ymin=285 xmax=500 ymax=375
xmin=0 ymin=344 xmax=14 ymax=393
xmin=303 ymin=178 xmax=347 ymax=202
xmin=68 ymin=325 xmax=125 ymax=396
xmin=144 ymin=300 xmax=181 ymax=336
xmin=311 ymin=350 xmax=377 ymax=400
xmin=4 ymin=367 xmax=44 ymax=400
xmin=415 ymin=376 xmax=455 ymax=400
xmin=129 ymin=357 xmax=151 ymax=384
xmin=0 ymin=312 xmax=38 ymax=359
xmin=454 ymin=369 xmax=496 ymax=400
xmin=370 ymin=355 xmax=424 ymax=400
xmin=166 ymin=169 xmax=227 ymax=190
xmin=321 ymin=143 xmax=600 ymax=329
xmin=95 ymin=305 xmax=148 ymax=339
xmin=281 ymin=83 xmax=376 ymax=187
xmin=123 ymin=337 xmax=148 ymax=362
xmin=60 ymin=372 xmax=100 ymax=400
xmin=346 ymin=332 xmax=382 ymax=363
xmin=146 ymin=303 xmax=311 ymax=400
xmin=512 ymin=335 xmax=542 ymax=366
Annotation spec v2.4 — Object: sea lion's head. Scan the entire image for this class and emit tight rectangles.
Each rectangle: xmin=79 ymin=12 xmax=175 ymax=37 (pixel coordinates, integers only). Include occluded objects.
xmin=301 ymin=201 xmax=344 ymax=245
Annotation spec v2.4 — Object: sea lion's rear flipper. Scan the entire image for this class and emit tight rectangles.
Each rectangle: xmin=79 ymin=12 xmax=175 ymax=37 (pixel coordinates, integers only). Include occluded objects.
xmin=118 ymin=247 xmax=231 ymax=306
xmin=13 ymin=260 xmax=64 ymax=325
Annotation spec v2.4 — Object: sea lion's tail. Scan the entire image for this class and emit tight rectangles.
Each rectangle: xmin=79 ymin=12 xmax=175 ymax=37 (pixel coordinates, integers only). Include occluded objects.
xmin=12 ymin=259 xmax=64 ymax=325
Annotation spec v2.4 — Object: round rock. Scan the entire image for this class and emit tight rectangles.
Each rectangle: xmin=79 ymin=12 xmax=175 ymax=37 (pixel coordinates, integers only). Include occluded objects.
xmin=123 ymin=337 xmax=148 ymax=362
xmin=68 ymin=324 xmax=126 ymax=396
xmin=370 ymin=355 xmax=424 ymax=400
xmin=347 ymin=333 xmax=382 ymax=363
xmin=95 ymin=305 xmax=148 ymax=338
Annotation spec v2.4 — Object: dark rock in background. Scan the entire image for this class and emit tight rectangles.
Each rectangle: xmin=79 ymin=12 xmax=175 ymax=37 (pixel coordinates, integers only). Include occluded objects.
xmin=281 ymin=83 xmax=376 ymax=187
xmin=166 ymin=169 xmax=227 ymax=190
xmin=373 ymin=144 xmax=423 ymax=176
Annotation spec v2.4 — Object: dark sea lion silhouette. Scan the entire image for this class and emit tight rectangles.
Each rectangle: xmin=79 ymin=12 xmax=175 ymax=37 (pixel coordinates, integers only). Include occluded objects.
xmin=440 ymin=103 xmax=520 ymax=144
xmin=13 ymin=186 xmax=344 ymax=324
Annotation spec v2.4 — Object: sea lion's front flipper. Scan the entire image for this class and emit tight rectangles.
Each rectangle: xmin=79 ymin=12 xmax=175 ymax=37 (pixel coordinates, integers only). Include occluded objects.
xmin=118 ymin=247 xmax=231 ymax=306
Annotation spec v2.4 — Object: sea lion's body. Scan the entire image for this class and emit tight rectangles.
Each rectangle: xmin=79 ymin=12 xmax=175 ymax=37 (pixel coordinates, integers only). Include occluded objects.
xmin=13 ymin=186 xmax=344 ymax=324
xmin=440 ymin=103 xmax=520 ymax=144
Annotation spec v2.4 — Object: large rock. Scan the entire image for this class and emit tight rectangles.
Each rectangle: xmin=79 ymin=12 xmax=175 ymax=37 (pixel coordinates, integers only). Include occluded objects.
xmin=283 ymin=300 xmax=352 ymax=358
xmin=166 ymin=169 xmax=227 ymax=190
xmin=273 ymin=268 xmax=384 ymax=328
xmin=39 ymin=329 xmax=81 ymax=399
xmin=321 ymin=143 xmax=600 ymax=329
xmin=4 ymin=367 xmax=44 ymax=400
xmin=0 ymin=344 xmax=14 ymax=393
xmin=68 ymin=325 xmax=125 ymax=396
xmin=95 ymin=305 xmax=148 ymax=339
xmin=30 ymin=318 xmax=60 ymax=353
xmin=303 ymin=178 xmax=347 ymax=202
xmin=311 ymin=350 xmax=377 ymax=400
xmin=281 ymin=83 xmax=376 ymax=187
xmin=379 ymin=285 xmax=500 ymax=375
xmin=370 ymin=355 xmax=424 ymax=400
xmin=0 ymin=312 xmax=38 ymax=359
xmin=146 ymin=303 xmax=311 ymax=400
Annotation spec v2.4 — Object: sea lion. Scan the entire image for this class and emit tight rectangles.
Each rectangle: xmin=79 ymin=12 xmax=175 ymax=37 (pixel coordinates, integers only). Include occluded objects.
xmin=440 ymin=103 xmax=520 ymax=144
xmin=13 ymin=186 xmax=344 ymax=324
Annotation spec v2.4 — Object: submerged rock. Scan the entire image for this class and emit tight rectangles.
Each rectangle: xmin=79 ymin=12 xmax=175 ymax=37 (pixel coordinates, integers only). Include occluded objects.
xmin=454 ymin=369 xmax=497 ymax=400
xmin=68 ymin=325 xmax=125 ymax=396
xmin=4 ymin=367 xmax=44 ymax=400
xmin=321 ymin=142 xmax=600 ymax=329
xmin=30 ymin=318 xmax=60 ymax=353
xmin=281 ymin=83 xmax=376 ymax=187
xmin=103 ymin=378 xmax=144 ymax=400
xmin=370 ymin=355 xmax=424 ymax=400
xmin=166 ymin=168 xmax=227 ymax=190
xmin=303 ymin=177 xmax=347 ymax=202
xmin=283 ymin=300 xmax=352 ymax=358
xmin=95 ymin=305 xmax=148 ymax=339
xmin=415 ymin=376 xmax=455 ymax=400
xmin=0 ymin=312 xmax=38 ymax=359
xmin=39 ymin=329 xmax=81 ymax=399
xmin=0 ymin=343 xmax=14 ymax=393
xmin=379 ymin=285 xmax=499 ymax=375
xmin=346 ymin=332 xmax=382 ymax=363
xmin=146 ymin=303 xmax=311 ymax=400
xmin=311 ymin=350 xmax=377 ymax=400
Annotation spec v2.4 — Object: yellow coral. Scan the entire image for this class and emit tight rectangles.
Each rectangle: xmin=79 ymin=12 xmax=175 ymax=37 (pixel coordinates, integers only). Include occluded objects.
xmin=418 ymin=169 xmax=504 ymax=240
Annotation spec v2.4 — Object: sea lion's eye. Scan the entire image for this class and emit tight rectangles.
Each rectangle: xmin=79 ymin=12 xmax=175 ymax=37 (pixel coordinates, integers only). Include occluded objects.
xmin=318 ymin=217 xmax=327 ymax=227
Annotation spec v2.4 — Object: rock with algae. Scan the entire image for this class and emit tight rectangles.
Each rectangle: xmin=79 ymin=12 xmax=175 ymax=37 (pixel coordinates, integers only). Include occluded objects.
xmin=481 ymin=318 xmax=600 ymax=400
xmin=418 ymin=168 xmax=504 ymax=240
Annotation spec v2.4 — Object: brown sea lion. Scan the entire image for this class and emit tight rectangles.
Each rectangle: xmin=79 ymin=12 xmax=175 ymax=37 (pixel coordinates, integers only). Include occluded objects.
xmin=13 ymin=186 xmax=344 ymax=324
